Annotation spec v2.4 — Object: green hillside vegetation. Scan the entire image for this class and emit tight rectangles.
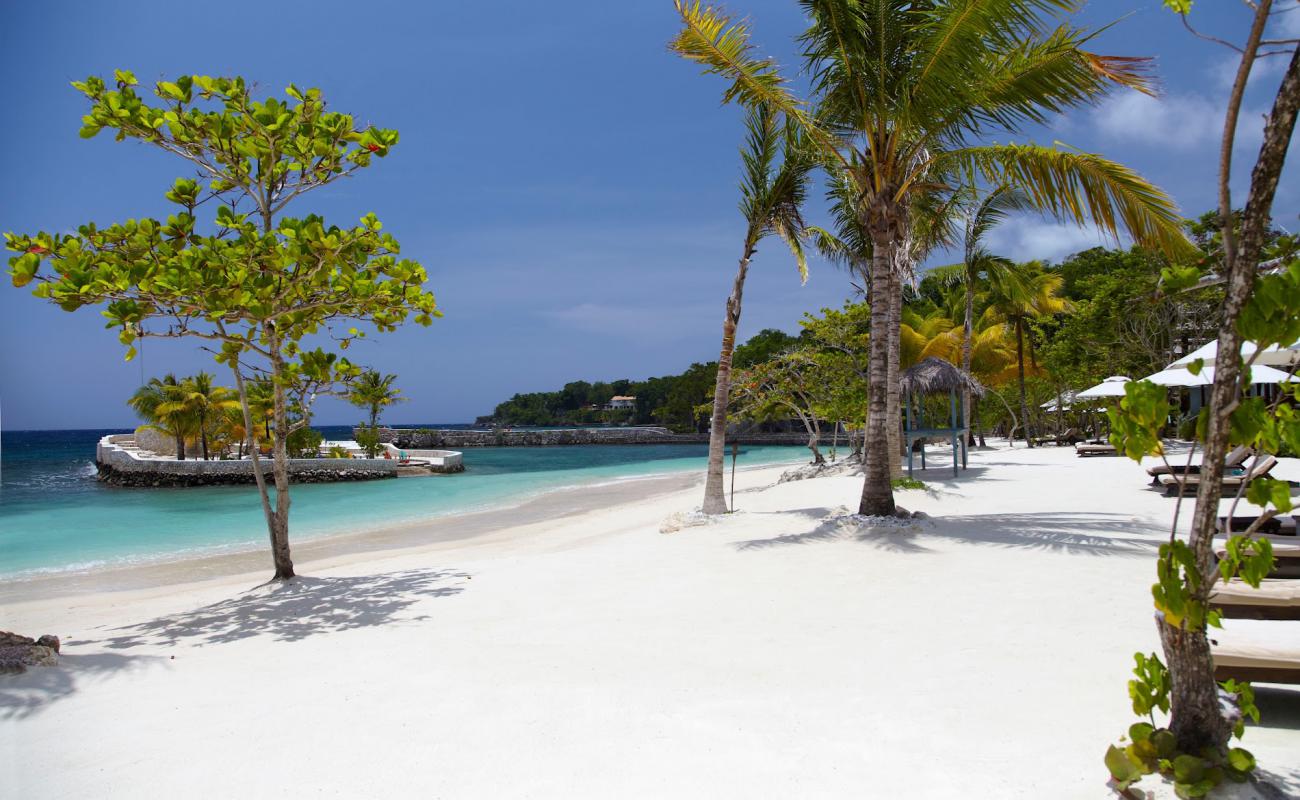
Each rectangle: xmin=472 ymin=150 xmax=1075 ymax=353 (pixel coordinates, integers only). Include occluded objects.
xmin=480 ymin=328 xmax=803 ymax=431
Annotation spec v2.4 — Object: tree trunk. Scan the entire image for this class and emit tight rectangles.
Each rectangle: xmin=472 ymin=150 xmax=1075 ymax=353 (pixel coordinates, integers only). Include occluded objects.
xmin=962 ymin=274 xmax=975 ymax=446
xmin=886 ymin=265 xmax=904 ymax=479
xmin=859 ymin=231 xmax=897 ymax=517
xmin=268 ymin=340 xmax=296 ymax=580
xmin=174 ymin=431 xmax=186 ymax=461
xmin=200 ymin=411 xmax=209 ymax=460
xmin=798 ymin=412 xmax=825 ymax=465
xmin=1165 ymin=27 xmax=1299 ymax=754
xmin=703 ymin=250 xmax=753 ymax=514
xmin=226 ymin=358 xmax=283 ymax=579
xmin=1016 ymin=319 xmax=1033 ymax=447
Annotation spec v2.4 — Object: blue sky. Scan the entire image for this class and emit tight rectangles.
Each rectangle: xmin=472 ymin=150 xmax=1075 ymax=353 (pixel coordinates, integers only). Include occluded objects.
xmin=2 ymin=0 xmax=1297 ymax=430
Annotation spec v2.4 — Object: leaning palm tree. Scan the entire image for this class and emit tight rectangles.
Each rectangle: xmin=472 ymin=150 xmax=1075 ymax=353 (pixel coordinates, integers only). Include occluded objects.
xmin=702 ymin=103 xmax=814 ymax=514
xmin=349 ymin=370 xmax=403 ymax=430
xmin=671 ymin=0 xmax=1195 ymax=516
xmin=128 ymin=374 xmax=196 ymax=460
xmin=981 ymin=263 xmax=1071 ymax=445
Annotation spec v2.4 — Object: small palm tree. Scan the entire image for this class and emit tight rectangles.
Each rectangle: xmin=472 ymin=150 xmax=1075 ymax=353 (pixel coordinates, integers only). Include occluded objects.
xmin=701 ymin=103 xmax=814 ymax=514
xmin=957 ymin=187 xmax=1033 ymax=435
xmin=349 ymin=370 xmax=403 ymax=431
xmin=245 ymin=378 xmax=276 ymax=446
xmin=179 ymin=372 xmax=241 ymax=460
xmin=128 ymin=374 xmax=197 ymax=460
xmin=982 ymin=263 xmax=1071 ymax=445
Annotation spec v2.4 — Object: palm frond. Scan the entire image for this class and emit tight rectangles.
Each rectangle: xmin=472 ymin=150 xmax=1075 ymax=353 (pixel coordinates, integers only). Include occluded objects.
xmin=671 ymin=1 xmax=848 ymax=169
xmin=936 ymin=143 xmax=1197 ymax=260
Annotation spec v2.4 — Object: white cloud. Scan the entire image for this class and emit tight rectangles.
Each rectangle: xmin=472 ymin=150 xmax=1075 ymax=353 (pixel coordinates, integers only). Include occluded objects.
xmin=1091 ymin=91 xmax=1223 ymax=150
xmin=986 ymin=220 xmax=1121 ymax=263
xmin=1090 ymin=90 xmax=1264 ymax=153
xmin=1207 ymin=52 xmax=1286 ymax=91
xmin=1274 ymin=3 xmax=1300 ymax=37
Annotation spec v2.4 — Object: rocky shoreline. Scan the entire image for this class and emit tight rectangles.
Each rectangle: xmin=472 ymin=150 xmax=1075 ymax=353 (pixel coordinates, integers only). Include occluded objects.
xmin=95 ymin=463 xmax=395 ymax=488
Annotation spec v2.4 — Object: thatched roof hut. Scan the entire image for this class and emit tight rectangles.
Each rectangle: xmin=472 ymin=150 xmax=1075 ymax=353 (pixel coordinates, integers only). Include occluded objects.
xmin=899 ymin=357 xmax=985 ymax=397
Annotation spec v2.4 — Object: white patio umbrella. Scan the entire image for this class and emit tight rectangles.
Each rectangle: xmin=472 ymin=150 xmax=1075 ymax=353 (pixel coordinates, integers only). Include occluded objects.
xmin=1076 ymin=375 xmax=1132 ymax=398
xmin=1169 ymin=338 xmax=1300 ymax=369
xmin=1142 ymin=363 xmax=1294 ymax=387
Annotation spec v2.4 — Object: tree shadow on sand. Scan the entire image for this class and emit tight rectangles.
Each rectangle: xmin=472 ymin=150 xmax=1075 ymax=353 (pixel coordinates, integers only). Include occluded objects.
xmin=0 ymin=568 xmax=468 ymax=720
xmin=0 ymin=652 xmax=156 ymax=721
xmin=736 ymin=512 xmax=1162 ymax=557
xmin=90 ymin=567 xmax=469 ymax=650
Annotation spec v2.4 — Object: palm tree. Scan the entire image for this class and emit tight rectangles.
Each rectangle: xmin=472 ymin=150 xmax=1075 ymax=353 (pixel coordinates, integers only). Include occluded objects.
xmin=349 ymin=370 xmax=403 ymax=430
xmin=671 ymin=0 xmax=1194 ymax=517
xmin=245 ymin=378 xmax=275 ymax=449
xmin=702 ymin=104 xmax=814 ymax=514
xmin=981 ymin=263 xmax=1071 ymax=445
xmin=128 ymin=374 xmax=196 ymax=460
xmin=957 ymin=186 xmax=1033 ymax=439
xmin=179 ymin=372 xmax=241 ymax=460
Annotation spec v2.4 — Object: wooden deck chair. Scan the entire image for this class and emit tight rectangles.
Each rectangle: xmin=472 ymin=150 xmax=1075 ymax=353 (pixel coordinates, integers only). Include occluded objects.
xmin=1210 ymin=620 xmax=1300 ymax=684
xmin=1147 ymin=445 xmax=1251 ymax=485
xmin=1159 ymin=455 xmax=1278 ymax=497
xmin=1210 ymin=579 xmax=1300 ymax=620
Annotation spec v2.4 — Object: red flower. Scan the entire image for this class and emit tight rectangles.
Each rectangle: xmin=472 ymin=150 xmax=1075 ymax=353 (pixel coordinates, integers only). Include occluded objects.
xmin=27 ymin=245 xmax=49 ymax=255
xmin=365 ymin=144 xmax=380 ymax=152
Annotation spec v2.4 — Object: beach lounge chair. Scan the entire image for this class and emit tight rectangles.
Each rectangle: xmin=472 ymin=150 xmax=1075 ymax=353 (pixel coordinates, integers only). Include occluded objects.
xmin=1076 ymin=441 xmax=1117 ymax=457
xmin=1216 ymin=536 xmax=1300 ymax=579
xmin=1216 ymin=514 xmax=1297 ymax=536
xmin=1159 ymin=455 xmax=1278 ymax=497
xmin=1210 ymin=578 xmax=1300 ymax=620
xmin=1210 ymin=619 xmax=1300 ymax=684
xmin=1033 ymin=427 xmax=1082 ymax=446
xmin=1147 ymin=445 xmax=1252 ymax=485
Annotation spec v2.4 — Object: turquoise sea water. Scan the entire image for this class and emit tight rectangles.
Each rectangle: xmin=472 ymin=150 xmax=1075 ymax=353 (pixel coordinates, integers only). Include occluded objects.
xmin=0 ymin=427 xmax=807 ymax=577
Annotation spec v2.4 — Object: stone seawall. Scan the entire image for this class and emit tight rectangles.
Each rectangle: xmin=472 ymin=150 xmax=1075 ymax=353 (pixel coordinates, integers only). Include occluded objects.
xmin=96 ymin=463 xmax=396 ymax=488
xmin=96 ymin=434 xmax=398 ymax=487
xmin=368 ymin=427 xmax=832 ymax=448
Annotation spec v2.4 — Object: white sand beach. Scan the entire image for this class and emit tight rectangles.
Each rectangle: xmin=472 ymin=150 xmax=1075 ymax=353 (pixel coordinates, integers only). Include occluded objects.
xmin=3 ymin=443 xmax=1299 ymax=799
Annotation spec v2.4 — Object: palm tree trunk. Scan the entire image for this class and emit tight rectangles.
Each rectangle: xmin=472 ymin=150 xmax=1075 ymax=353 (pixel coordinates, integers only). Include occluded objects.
xmin=859 ymin=231 xmax=897 ymax=517
xmin=1016 ymin=318 xmax=1033 ymax=447
xmin=200 ymin=411 xmax=209 ymax=461
xmin=886 ymin=266 xmax=904 ymax=479
xmin=1164 ymin=24 xmax=1299 ymax=754
xmin=703 ymin=249 xmax=753 ymax=514
xmin=962 ymin=273 xmax=975 ymax=446
xmin=174 ymin=432 xmax=186 ymax=461
xmin=369 ymin=407 xmax=380 ymax=458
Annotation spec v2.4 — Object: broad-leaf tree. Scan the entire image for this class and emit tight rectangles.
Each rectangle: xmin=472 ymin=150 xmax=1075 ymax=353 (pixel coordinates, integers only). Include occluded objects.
xmin=1102 ymin=0 xmax=1300 ymax=788
xmin=702 ymin=103 xmax=814 ymax=514
xmin=671 ymin=0 xmax=1194 ymax=516
xmin=6 ymin=72 xmax=439 ymax=580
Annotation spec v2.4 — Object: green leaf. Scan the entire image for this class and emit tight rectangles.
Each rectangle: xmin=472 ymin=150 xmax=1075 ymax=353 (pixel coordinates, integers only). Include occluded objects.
xmin=1172 ymin=754 xmax=1206 ymax=784
xmin=1226 ymin=747 xmax=1254 ymax=772
xmin=10 ymin=252 xmax=41 ymax=287
xmin=1105 ymin=744 xmax=1142 ymax=784
xmin=1128 ymin=722 xmax=1154 ymax=743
